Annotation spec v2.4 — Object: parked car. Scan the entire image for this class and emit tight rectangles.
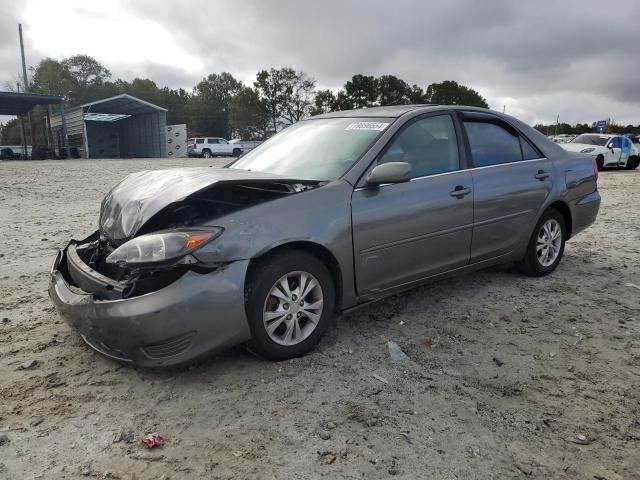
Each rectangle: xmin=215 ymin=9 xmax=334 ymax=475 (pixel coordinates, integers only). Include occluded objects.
xmin=187 ymin=137 xmax=243 ymax=158
xmin=49 ymin=105 xmax=600 ymax=367
xmin=0 ymin=147 xmax=18 ymax=160
xmin=561 ymin=133 xmax=639 ymax=170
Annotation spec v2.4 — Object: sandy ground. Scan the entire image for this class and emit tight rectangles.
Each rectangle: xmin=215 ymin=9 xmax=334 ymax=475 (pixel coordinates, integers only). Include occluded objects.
xmin=0 ymin=158 xmax=639 ymax=480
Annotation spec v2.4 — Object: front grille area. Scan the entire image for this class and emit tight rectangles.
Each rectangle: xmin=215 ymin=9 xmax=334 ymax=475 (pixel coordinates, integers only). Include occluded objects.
xmin=141 ymin=331 xmax=196 ymax=359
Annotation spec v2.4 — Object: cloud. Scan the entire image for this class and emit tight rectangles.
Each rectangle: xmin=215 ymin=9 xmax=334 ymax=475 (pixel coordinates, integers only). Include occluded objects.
xmin=1 ymin=0 xmax=639 ymax=125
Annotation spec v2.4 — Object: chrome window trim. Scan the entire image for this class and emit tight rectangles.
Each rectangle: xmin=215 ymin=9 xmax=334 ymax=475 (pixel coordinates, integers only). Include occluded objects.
xmin=470 ymin=157 xmax=547 ymax=171
xmin=353 ymin=157 xmax=548 ymax=191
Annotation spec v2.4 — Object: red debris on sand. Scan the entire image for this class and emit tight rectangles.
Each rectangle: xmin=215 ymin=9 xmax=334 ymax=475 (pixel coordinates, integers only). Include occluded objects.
xmin=141 ymin=433 xmax=165 ymax=449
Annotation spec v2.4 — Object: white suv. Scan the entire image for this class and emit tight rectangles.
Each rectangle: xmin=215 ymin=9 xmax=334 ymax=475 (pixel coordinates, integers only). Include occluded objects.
xmin=188 ymin=137 xmax=243 ymax=158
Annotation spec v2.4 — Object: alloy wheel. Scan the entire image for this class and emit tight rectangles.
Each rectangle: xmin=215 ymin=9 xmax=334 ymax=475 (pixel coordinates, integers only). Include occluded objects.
xmin=536 ymin=218 xmax=562 ymax=267
xmin=262 ymin=271 xmax=324 ymax=346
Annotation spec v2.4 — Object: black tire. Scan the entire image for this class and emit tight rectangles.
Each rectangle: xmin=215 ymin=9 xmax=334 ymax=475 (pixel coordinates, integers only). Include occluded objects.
xmin=626 ymin=155 xmax=639 ymax=170
xmin=202 ymin=149 xmax=212 ymax=158
xmin=245 ymin=250 xmax=335 ymax=361
xmin=232 ymin=148 xmax=241 ymax=157
xmin=516 ymin=208 xmax=566 ymax=277
xmin=595 ymin=155 xmax=604 ymax=171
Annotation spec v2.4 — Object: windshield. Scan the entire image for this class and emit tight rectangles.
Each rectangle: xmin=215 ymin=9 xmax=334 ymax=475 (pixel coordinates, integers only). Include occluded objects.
xmin=571 ymin=134 xmax=608 ymax=146
xmin=229 ymin=117 xmax=391 ymax=180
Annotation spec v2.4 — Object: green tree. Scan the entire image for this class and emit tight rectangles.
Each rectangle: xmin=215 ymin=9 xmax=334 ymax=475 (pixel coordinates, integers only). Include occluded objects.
xmin=0 ymin=119 xmax=22 ymax=144
xmin=187 ymin=72 xmax=242 ymax=137
xmin=409 ymin=84 xmax=426 ymax=103
xmin=159 ymin=87 xmax=190 ymax=125
xmin=311 ymin=89 xmax=337 ymax=115
xmin=125 ymin=78 xmax=163 ymax=105
xmin=424 ymin=80 xmax=488 ymax=108
xmin=377 ymin=75 xmax=412 ymax=106
xmin=344 ymin=74 xmax=378 ymax=108
xmin=229 ymin=87 xmax=269 ymax=140
xmin=30 ymin=58 xmax=74 ymax=97
xmin=255 ymin=68 xmax=291 ymax=133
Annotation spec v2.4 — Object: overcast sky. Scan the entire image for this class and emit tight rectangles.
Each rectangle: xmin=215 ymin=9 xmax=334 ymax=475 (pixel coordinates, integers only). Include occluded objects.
xmin=1 ymin=0 xmax=639 ymax=126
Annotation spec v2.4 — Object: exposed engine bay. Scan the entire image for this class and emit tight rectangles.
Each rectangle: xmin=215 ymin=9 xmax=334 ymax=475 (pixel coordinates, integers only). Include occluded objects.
xmin=61 ymin=180 xmax=320 ymax=300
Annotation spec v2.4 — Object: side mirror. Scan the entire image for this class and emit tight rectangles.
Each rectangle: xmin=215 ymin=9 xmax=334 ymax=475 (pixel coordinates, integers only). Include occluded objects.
xmin=366 ymin=162 xmax=412 ymax=186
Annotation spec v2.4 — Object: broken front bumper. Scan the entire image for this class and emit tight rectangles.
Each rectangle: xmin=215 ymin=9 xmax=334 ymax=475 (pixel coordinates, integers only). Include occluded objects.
xmin=48 ymin=246 xmax=252 ymax=367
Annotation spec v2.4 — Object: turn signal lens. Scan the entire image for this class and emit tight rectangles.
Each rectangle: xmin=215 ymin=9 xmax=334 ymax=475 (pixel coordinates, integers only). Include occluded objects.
xmin=184 ymin=233 xmax=213 ymax=250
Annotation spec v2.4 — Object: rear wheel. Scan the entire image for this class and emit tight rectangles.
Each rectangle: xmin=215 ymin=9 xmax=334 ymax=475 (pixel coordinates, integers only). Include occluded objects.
xmin=202 ymin=149 xmax=212 ymax=158
xmin=246 ymin=250 xmax=335 ymax=361
xmin=626 ymin=155 xmax=639 ymax=170
xmin=516 ymin=208 xmax=566 ymax=277
xmin=595 ymin=155 xmax=604 ymax=171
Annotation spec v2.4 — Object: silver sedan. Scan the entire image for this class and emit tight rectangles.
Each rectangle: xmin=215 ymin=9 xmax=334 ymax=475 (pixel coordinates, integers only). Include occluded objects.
xmin=49 ymin=105 xmax=601 ymax=366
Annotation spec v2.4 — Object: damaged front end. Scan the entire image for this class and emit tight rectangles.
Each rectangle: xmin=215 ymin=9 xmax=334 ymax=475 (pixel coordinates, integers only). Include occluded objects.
xmin=48 ymin=167 xmax=321 ymax=366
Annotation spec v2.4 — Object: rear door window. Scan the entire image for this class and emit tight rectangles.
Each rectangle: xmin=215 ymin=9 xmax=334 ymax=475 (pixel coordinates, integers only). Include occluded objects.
xmin=207 ymin=139 xmax=219 ymax=144
xmin=464 ymin=121 xmax=522 ymax=167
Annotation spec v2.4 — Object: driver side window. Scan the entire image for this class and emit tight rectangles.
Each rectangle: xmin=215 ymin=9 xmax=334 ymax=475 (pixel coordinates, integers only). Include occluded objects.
xmin=378 ymin=115 xmax=460 ymax=178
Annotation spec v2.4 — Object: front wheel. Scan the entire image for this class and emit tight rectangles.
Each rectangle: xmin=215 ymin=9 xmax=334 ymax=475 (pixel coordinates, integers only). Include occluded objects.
xmin=245 ymin=251 xmax=335 ymax=361
xmin=516 ymin=208 xmax=566 ymax=277
xmin=232 ymin=148 xmax=241 ymax=156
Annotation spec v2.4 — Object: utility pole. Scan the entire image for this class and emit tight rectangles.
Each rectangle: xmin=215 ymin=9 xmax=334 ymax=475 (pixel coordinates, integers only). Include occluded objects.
xmin=18 ymin=23 xmax=36 ymax=157
xmin=555 ymin=115 xmax=559 ymax=136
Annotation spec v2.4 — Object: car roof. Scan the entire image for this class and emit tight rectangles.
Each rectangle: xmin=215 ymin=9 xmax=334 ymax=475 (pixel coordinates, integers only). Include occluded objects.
xmin=310 ymin=104 xmax=523 ymax=120
xmin=312 ymin=104 xmax=437 ymax=119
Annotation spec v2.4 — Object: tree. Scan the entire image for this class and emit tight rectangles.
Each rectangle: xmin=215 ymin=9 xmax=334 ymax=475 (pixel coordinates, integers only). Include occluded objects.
xmin=125 ymin=78 xmax=163 ymax=105
xmin=344 ymin=74 xmax=378 ymax=108
xmin=311 ymin=89 xmax=337 ymax=115
xmin=62 ymin=54 xmax=111 ymax=87
xmin=281 ymin=69 xmax=316 ymax=125
xmin=159 ymin=87 xmax=190 ymax=125
xmin=30 ymin=58 xmax=74 ymax=97
xmin=0 ymin=119 xmax=22 ymax=144
xmin=377 ymin=75 xmax=412 ymax=106
xmin=254 ymin=67 xmax=316 ymax=132
xmin=229 ymin=87 xmax=269 ymax=140
xmin=187 ymin=72 xmax=242 ymax=137
xmin=409 ymin=84 xmax=426 ymax=104
xmin=424 ymin=80 xmax=488 ymax=108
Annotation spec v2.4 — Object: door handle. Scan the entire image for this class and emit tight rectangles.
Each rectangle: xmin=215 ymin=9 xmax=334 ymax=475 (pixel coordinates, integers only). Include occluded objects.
xmin=449 ymin=185 xmax=472 ymax=198
xmin=534 ymin=170 xmax=550 ymax=180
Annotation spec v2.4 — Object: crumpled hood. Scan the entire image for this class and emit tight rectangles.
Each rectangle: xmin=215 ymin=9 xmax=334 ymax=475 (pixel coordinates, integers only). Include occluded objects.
xmin=99 ymin=167 xmax=309 ymax=240
xmin=561 ymin=143 xmax=601 ymax=153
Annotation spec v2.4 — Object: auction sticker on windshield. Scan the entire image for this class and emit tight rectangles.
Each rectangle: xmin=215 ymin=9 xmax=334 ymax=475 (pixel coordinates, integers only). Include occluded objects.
xmin=345 ymin=122 xmax=390 ymax=131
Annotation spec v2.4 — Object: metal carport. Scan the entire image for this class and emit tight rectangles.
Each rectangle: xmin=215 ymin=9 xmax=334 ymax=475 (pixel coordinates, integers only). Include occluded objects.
xmin=50 ymin=94 xmax=167 ymax=159
xmin=0 ymin=91 xmax=63 ymax=158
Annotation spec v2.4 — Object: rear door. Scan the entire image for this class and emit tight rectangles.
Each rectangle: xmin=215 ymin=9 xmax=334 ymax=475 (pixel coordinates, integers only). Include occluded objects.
xmin=351 ymin=112 xmax=473 ymax=293
xmin=460 ymin=112 xmax=553 ymax=263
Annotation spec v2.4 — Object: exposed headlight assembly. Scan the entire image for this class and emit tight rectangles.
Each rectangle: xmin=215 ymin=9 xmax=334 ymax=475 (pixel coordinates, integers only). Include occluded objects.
xmin=106 ymin=228 xmax=223 ymax=266
xmin=580 ymin=147 xmax=596 ymax=153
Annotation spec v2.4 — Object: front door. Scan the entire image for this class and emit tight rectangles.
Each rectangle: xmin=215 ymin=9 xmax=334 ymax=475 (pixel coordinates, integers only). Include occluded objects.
xmin=351 ymin=113 xmax=473 ymax=294
xmin=605 ymin=136 xmax=623 ymax=166
xmin=460 ymin=115 xmax=553 ymax=262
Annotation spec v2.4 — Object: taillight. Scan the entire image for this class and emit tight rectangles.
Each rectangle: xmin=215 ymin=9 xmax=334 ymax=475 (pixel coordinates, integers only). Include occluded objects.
xmin=593 ymin=159 xmax=598 ymax=180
